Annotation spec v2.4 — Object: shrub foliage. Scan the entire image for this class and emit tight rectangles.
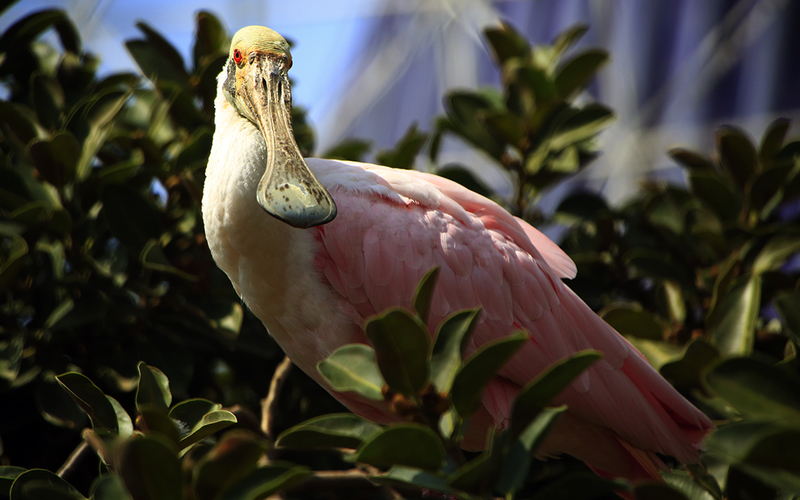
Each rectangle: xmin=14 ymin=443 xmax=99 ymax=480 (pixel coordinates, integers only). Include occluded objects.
xmin=1 ymin=5 xmax=800 ymax=500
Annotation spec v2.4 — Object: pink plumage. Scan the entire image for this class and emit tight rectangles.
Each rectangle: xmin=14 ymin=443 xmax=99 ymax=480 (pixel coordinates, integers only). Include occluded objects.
xmin=203 ymin=48 xmax=713 ymax=482
xmin=306 ymin=159 xmax=713 ymax=480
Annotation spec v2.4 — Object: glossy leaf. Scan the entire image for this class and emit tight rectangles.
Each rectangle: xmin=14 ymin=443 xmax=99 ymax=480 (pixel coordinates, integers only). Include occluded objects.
xmin=601 ymin=304 xmax=665 ymax=340
xmin=317 ymin=344 xmax=385 ymax=401
xmin=774 ymin=292 xmax=800 ymax=345
xmin=90 ymin=475 xmax=132 ymax=500
xmin=689 ymin=170 xmax=741 ymax=222
xmin=549 ymin=103 xmax=615 ymax=151
xmin=193 ymin=10 xmax=229 ymax=69
xmin=354 ymin=424 xmax=445 ymax=471
xmin=193 ymin=430 xmax=268 ymax=500
xmin=552 ymin=24 xmax=589 ymax=58
xmin=484 ymin=23 xmax=529 ymax=65
xmin=429 ymin=309 xmax=480 ymax=393
xmin=136 ymin=362 xmax=172 ymax=412
xmin=365 ymin=309 xmax=430 ymax=396
xmin=118 ymin=436 xmax=181 ymax=500
xmin=717 ymin=126 xmax=758 ymax=192
xmin=705 ymin=357 xmax=800 ymax=423
xmin=169 ymin=399 xmax=237 ymax=449
xmin=752 ymin=235 xmax=800 ymax=275
xmin=125 ymin=22 xmax=190 ymax=88
xmin=56 ymin=372 xmax=120 ymax=432
xmin=659 ymin=338 xmax=719 ymax=389
xmin=510 ymin=352 xmax=600 ymax=436
xmin=75 ymin=90 xmax=130 ymax=180
xmin=276 ymin=413 xmax=382 ymax=450
xmin=412 ymin=266 xmax=440 ymax=325
xmin=0 ymin=467 xmax=26 ymax=500
xmin=668 ymin=147 xmax=715 ymax=171
xmin=373 ymin=466 xmax=454 ymax=495
xmin=9 ymin=469 xmax=86 ymax=500
xmin=710 ymin=274 xmax=760 ymax=356
xmin=0 ymin=9 xmax=69 ymax=53
xmin=758 ymin=117 xmax=791 ymax=166
xmin=497 ymin=406 xmax=566 ymax=495
xmin=451 ymin=331 xmax=528 ymax=417
xmin=218 ymin=464 xmax=310 ymax=500
xmin=554 ymin=49 xmax=609 ymax=98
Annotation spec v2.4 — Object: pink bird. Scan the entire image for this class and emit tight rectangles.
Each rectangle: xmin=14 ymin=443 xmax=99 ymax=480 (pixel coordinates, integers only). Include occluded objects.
xmin=202 ymin=26 xmax=713 ymax=483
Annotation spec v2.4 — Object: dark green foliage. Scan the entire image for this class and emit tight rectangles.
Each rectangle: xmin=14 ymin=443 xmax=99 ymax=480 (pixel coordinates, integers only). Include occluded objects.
xmin=3 ymin=5 xmax=800 ymax=500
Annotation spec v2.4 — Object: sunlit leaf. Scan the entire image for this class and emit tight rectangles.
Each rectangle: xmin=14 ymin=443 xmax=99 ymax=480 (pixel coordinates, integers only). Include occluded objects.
xmin=118 ymin=435 xmax=181 ymax=500
xmin=705 ymin=357 xmax=800 ymax=424
xmin=56 ymin=372 xmax=120 ymax=433
xmin=354 ymin=424 xmax=445 ymax=471
xmin=412 ymin=266 xmax=440 ymax=325
xmin=276 ymin=413 xmax=382 ymax=450
xmin=365 ymin=309 xmax=430 ymax=396
xmin=136 ymin=362 xmax=172 ymax=412
xmin=451 ymin=331 xmax=528 ymax=417
xmin=709 ymin=274 xmax=760 ymax=356
xmin=317 ymin=344 xmax=385 ymax=401
xmin=554 ymin=49 xmax=609 ymax=98
xmin=601 ymin=304 xmax=666 ymax=340
xmin=429 ymin=309 xmax=480 ymax=393
xmin=717 ymin=126 xmax=758 ymax=192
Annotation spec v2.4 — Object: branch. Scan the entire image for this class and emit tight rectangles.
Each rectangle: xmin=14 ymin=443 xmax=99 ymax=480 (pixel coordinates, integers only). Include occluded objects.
xmin=57 ymin=439 xmax=90 ymax=479
xmin=283 ymin=469 xmax=402 ymax=499
xmin=261 ymin=355 xmax=293 ymax=440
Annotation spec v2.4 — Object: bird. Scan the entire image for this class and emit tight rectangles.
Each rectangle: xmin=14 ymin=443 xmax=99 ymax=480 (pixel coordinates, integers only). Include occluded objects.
xmin=202 ymin=25 xmax=714 ymax=483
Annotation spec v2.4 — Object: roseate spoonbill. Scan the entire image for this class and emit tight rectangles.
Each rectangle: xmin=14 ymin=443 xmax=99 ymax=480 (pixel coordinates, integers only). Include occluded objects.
xmin=202 ymin=26 xmax=713 ymax=482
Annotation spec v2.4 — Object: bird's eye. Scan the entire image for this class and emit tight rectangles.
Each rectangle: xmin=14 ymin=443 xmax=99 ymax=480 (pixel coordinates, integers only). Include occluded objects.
xmin=233 ymin=49 xmax=243 ymax=65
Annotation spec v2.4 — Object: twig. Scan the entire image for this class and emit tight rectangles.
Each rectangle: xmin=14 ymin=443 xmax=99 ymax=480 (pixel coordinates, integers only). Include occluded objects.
xmin=261 ymin=355 xmax=293 ymax=440
xmin=281 ymin=469 xmax=401 ymax=499
xmin=56 ymin=439 xmax=90 ymax=479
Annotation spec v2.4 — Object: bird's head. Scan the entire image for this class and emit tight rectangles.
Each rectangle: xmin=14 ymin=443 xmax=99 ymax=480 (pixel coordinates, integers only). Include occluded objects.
xmin=221 ymin=26 xmax=336 ymax=229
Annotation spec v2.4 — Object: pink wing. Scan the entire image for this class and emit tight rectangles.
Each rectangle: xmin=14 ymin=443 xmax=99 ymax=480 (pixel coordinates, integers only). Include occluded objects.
xmin=308 ymin=160 xmax=712 ymax=477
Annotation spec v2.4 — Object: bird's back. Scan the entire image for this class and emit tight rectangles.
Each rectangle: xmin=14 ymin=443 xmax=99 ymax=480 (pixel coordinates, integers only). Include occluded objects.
xmin=305 ymin=158 xmax=713 ymax=478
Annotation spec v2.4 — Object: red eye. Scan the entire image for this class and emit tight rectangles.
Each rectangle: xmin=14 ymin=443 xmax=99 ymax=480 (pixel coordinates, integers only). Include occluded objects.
xmin=233 ymin=49 xmax=243 ymax=64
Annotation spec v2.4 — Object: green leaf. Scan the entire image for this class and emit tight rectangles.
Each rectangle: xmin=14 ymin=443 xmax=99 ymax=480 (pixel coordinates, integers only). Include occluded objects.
xmin=136 ymin=362 xmax=172 ymax=412
xmin=375 ymin=124 xmax=427 ymax=170
xmin=429 ymin=309 xmax=480 ymax=393
xmin=138 ymin=407 xmax=180 ymax=442
xmin=412 ymin=266 xmax=440 ymax=325
xmin=601 ymin=304 xmax=666 ymax=340
xmin=365 ymin=309 xmax=430 ymax=396
xmin=549 ymin=103 xmax=615 ymax=151
xmin=484 ymin=23 xmax=529 ymax=65
xmin=659 ymin=338 xmax=719 ymax=390
xmin=704 ymin=357 xmax=800 ymax=424
xmin=36 ymin=376 xmax=87 ymax=429
xmin=9 ymin=469 xmax=86 ymax=500
xmin=96 ymin=149 xmax=144 ymax=185
xmin=450 ymin=331 xmax=528 ymax=417
xmin=29 ymin=132 xmax=80 ymax=188
xmin=436 ymin=165 xmax=493 ymax=198
xmin=554 ymin=49 xmax=609 ymax=98
xmin=168 ymin=399 xmax=237 ymax=449
xmin=74 ymin=90 xmax=131 ymax=180
xmin=323 ymin=139 xmax=372 ymax=162
xmin=118 ymin=436 xmax=181 ymax=500
xmin=717 ymin=126 xmax=758 ymax=192
xmin=497 ymin=406 xmax=566 ymax=495
xmin=31 ymin=73 xmax=64 ymax=130
xmin=193 ymin=430 xmax=268 ymax=500
xmin=193 ymin=11 xmax=229 ymax=70
xmin=510 ymin=352 xmax=600 ymax=437
xmin=141 ymin=240 xmax=198 ymax=281
xmin=354 ymin=424 xmax=446 ymax=471
xmin=90 ymin=475 xmax=132 ymax=500
xmin=709 ymin=274 xmax=760 ymax=356
xmin=276 ymin=413 xmax=382 ymax=450
xmin=0 ymin=9 xmax=69 ymax=53
xmin=101 ymin=184 xmax=163 ymax=251
xmin=752 ymin=235 xmax=800 ymax=275
xmin=668 ymin=147 xmax=715 ymax=171
xmin=633 ymin=483 xmax=689 ymax=500
xmin=0 ymin=101 xmax=42 ymax=145
xmin=0 ymin=467 xmax=27 ymax=500
xmin=442 ymin=92 xmax=505 ymax=159
xmin=56 ymin=372 xmax=120 ymax=433
xmin=749 ymin=162 xmax=794 ymax=217
xmin=0 ymin=235 xmax=28 ymax=293
xmin=317 ymin=344 xmax=385 ymax=401
xmin=218 ymin=464 xmax=310 ymax=500
xmin=623 ymin=248 xmax=693 ymax=288
xmin=689 ymin=170 xmax=741 ymax=222
xmin=758 ymin=117 xmax=791 ymax=167
xmin=774 ymin=292 xmax=800 ymax=345
xmin=125 ymin=23 xmax=190 ymax=89
xmin=552 ymin=24 xmax=589 ymax=59
xmin=373 ymin=466 xmax=454 ymax=495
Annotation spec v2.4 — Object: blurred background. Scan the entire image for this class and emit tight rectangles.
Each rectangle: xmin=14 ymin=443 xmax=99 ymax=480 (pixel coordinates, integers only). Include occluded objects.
xmin=5 ymin=0 xmax=800 ymax=205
